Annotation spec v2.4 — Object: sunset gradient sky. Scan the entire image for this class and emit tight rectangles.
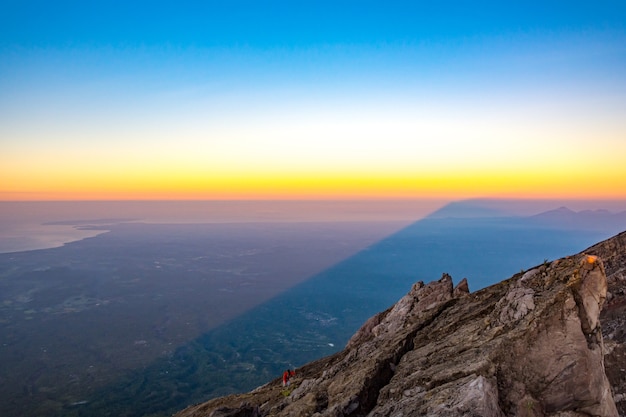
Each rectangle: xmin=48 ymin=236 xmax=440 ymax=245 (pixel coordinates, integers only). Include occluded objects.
xmin=1 ymin=1 xmax=625 ymax=200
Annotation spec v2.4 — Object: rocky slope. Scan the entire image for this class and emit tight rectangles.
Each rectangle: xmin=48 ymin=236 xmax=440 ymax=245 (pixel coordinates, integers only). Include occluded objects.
xmin=175 ymin=231 xmax=626 ymax=417
xmin=588 ymin=231 xmax=626 ymax=416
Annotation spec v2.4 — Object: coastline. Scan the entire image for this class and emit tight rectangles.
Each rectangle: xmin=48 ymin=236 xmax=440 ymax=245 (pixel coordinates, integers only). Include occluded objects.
xmin=0 ymin=223 xmax=109 ymax=254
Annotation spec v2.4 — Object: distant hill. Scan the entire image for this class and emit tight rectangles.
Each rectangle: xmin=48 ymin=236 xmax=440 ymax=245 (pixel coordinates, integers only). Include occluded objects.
xmin=531 ymin=206 xmax=626 ymax=231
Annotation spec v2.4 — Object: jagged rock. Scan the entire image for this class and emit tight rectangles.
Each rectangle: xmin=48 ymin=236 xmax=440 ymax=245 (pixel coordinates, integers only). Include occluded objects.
xmin=176 ymin=233 xmax=626 ymax=417
xmin=453 ymin=277 xmax=470 ymax=297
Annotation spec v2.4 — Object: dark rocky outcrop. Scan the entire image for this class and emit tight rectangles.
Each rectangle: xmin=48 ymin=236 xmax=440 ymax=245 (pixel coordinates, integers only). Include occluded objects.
xmin=176 ymin=233 xmax=626 ymax=417
xmin=587 ymin=231 xmax=626 ymax=416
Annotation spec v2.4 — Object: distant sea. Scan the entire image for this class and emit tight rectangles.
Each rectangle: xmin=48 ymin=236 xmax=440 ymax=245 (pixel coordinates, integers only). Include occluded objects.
xmin=0 ymin=200 xmax=446 ymax=254
xmin=4 ymin=199 xmax=624 ymax=254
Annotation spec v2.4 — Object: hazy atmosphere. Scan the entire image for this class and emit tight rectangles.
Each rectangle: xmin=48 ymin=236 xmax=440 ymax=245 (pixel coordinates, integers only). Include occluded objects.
xmin=2 ymin=2 xmax=626 ymax=417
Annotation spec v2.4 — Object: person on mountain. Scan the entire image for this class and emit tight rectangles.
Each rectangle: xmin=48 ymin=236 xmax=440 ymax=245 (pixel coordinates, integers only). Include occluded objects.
xmin=282 ymin=370 xmax=290 ymax=387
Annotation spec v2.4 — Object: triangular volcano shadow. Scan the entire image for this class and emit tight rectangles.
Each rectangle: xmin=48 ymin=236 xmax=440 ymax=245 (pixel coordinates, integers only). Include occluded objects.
xmin=80 ymin=209 xmax=609 ymax=417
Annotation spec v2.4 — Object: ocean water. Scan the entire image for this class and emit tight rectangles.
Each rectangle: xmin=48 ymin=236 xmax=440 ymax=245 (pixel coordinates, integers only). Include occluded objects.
xmin=0 ymin=223 xmax=107 ymax=253
xmin=0 ymin=200 xmax=445 ymax=254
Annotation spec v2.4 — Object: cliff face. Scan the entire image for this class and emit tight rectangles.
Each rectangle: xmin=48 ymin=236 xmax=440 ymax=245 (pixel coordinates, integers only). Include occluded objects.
xmin=176 ymin=232 xmax=626 ymax=417
xmin=588 ymin=231 xmax=626 ymax=415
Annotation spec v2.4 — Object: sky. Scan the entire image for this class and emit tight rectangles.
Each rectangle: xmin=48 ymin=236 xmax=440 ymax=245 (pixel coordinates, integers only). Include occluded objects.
xmin=1 ymin=1 xmax=625 ymax=201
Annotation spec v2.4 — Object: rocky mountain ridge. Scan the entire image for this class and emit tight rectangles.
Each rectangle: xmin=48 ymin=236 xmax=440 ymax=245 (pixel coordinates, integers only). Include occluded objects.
xmin=175 ymin=231 xmax=626 ymax=417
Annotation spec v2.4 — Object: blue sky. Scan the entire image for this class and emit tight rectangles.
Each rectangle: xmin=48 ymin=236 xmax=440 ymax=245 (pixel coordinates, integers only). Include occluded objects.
xmin=1 ymin=1 xmax=626 ymax=200
xmin=3 ymin=1 xmax=625 ymax=48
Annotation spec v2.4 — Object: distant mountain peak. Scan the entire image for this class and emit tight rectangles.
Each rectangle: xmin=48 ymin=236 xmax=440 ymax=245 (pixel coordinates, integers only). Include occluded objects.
xmin=426 ymin=201 xmax=509 ymax=219
xmin=530 ymin=206 xmax=626 ymax=232
xmin=533 ymin=206 xmax=575 ymax=216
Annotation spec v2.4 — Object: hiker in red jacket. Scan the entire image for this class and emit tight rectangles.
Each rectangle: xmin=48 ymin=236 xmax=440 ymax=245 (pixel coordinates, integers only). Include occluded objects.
xmin=282 ymin=370 xmax=290 ymax=387
xmin=282 ymin=369 xmax=296 ymax=387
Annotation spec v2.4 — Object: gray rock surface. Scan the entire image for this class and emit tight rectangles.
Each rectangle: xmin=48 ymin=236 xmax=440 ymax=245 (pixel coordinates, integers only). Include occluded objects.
xmin=587 ymin=231 xmax=626 ymax=416
xmin=176 ymin=233 xmax=626 ymax=417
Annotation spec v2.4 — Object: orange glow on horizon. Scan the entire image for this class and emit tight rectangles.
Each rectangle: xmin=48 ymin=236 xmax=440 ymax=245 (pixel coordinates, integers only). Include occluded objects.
xmin=2 ymin=169 xmax=626 ymax=201
xmin=3 ymin=130 xmax=626 ymax=202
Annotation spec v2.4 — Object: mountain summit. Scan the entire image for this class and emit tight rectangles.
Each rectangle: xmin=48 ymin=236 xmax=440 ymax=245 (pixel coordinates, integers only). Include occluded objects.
xmin=176 ymin=231 xmax=626 ymax=417
xmin=531 ymin=207 xmax=626 ymax=232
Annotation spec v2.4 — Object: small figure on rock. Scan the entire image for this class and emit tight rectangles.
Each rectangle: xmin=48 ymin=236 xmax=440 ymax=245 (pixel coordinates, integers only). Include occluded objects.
xmin=282 ymin=370 xmax=290 ymax=387
xmin=282 ymin=369 xmax=296 ymax=387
